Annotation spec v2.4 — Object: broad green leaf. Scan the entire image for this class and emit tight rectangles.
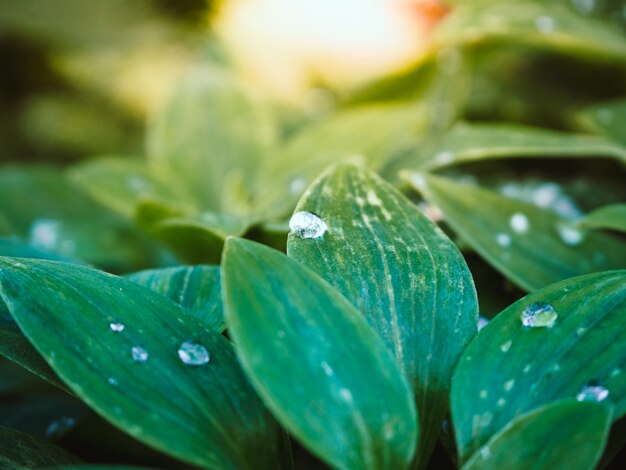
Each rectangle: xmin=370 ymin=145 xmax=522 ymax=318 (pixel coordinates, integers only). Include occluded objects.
xmin=0 ymin=424 xmax=82 ymax=469
xmin=0 ymin=357 xmax=45 ymax=395
xmin=463 ymin=400 xmax=612 ymax=470
xmin=147 ymin=66 xmax=278 ymax=212
xmin=434 ymin=1 xmax=626 ymax=61
xmin=404 ymin=173 xmax=626 ymax=291
xmin=579 ymin=204 xmax=626 ymax=233
xmin=576 ymin=99 xmax=626 ymax=146
xmin=393 ymin=123 xmax=626 ymax=171
xmin=287 ymin=164 xmax=477 ymax=466
xmin=0 ymin=305 xmax=66 ymax=391
xmin=0 ymin=258 xmax=289 ymax=470
xmin=68 ymin=157 xmax=174 ymax=219
xmin=451 ymin=270 xmax=626 ymax=462
xmin=254 ymin=104 xmax=428 ymax=217
xmin=222 ymin=238 xmax=418 ymax=470
xmin=125 ymin=265 xmax=224 ymax=332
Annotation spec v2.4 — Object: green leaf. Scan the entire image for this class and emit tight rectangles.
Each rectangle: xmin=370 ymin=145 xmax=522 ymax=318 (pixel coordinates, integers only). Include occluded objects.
xmin=434 ymin=0 xmax=626 ymax=61
xmin=463 ymin=399 xmax=612 ymax=470
xmin=147 ymin=66 xmax=278 ymax=212
xmin=254 ymin=104 xmax=428 ymax=217
xmin=579 ymin=204 xmax=626 ymax=233
xmin=0 ymin=305 xmax=66 ymax=391
xmin=0 ymin=258 xmax=290 ymax=470
xmin=0 ymin=424 xmax=82 ymax=468
xmin=68 ymin=157 xmax=175 ymax=219
xmin=393 ymin=123 xmax=626 ymax=171
xmin=451 ymin=270 xmax=626 ymax=462
xmin=287 ymin=164 xmax=478 ymax=466
xmin=125 ymin=265 xmax=224 ymax=332
xmin=222 ymin=238 xmax=418 ymax=470
xmin=404 ymin=173 xmax=626 ymax=291
xmin=576 ymin=99 xmax=626 ymax=146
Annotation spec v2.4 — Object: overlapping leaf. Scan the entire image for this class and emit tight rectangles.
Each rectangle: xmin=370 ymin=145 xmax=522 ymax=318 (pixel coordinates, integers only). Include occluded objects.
xmin=223 ymin=238 xmax=418 ymax=470
xmin=126 ymin=265 xmax=224 ymax=332
xmin=463 ymin=400 xmax=612 ymax=470
xmin=0 ymin=258 xmax=289 ymax=469
xmin=405 ymin=172 xmax=626 ymax=291
xmin=0 ymin=425 xmax=82 ymax=469
xmin=451 ymin=270 xmax=626 ymax=462
xmin=579 ymin=204 xmax=626 ymax=233
xmin=287 ymin=164 xmax=478 ymax=466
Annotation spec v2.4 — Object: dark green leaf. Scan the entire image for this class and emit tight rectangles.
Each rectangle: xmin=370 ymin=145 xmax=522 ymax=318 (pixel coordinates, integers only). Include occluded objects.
xmin=125 ymin=265 xmax=224 ymax=332
xmin=463 ymin=399 xmax=612 ymax=470
xmin=0 ymin=258 xmax=289 ymax=470
xmin=451 ymin=270 xmax=626 ymax=462
xmin=222 ymin=238 xmax=418 ymax=470
xmin=287 ymin=164 xmax=477 ymax=466
xmin=393 ymin=123 xmax=626 ymax=171
xmin=404 ymin=172 xmax=626 ymax=291
xmin=0 ymin=424 xmax=82 ymax=469
xmin=579 ymin=204 xmax=626 ymax=233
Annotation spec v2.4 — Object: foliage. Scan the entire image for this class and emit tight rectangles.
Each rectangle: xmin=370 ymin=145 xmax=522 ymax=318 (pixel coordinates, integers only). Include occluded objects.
xmin=1 ymin=0 xmax=626 ymax=469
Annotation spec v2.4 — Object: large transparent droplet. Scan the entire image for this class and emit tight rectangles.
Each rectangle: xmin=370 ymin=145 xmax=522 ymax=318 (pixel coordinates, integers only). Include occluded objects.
xmin=289 ymin=211 xmax=328 ymax=239
xmin=521 ymin=302 xmax=558 ymax=328
xmin=131 ymin=346 xmax=149 ymax=363
xmin=509 ymin=213 xmax=529 ymax=234
xmin=576 ymin=381 xmax=609 ymax=402
xmin=178 ymin=340 xmax=210 ymax=366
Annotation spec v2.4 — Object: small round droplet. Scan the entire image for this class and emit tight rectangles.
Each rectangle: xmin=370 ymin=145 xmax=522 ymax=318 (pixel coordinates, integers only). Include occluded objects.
xmin=109 ymin=321 xmax=125 ymax=332
xmin=521 ymin=302 xmax=558 ymax=328
xmin=45 ymin=416 xmax=76 ymax=439
xmin=131 ymin=346 xmax=149 ymax=363
xmin=339 ymin=388 xmax=354 ymax=403
xmin=434 ymin=151 xmax=454 ymax=165
xmin=289 ymin=211 xmax=328 ymax=239
xmin=558 ymin=223 xmax=584 ymax=246
xmin=496 ymin=233 xmax=511 ymax=247
xmin=576 ymin=381 xmax=609 ymax=402
xmin=107 ymin=377 xmax=118 ymax=386
xmin=178 ymin=341 xmax=210 ymax=366
xmin=535 ymin=16 xmax=556 ymax=33
xmin=509 ymin=212 xmax=529 ymax=234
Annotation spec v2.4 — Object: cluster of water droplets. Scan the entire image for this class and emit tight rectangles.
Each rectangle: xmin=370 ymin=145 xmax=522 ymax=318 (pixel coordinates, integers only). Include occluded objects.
xmin=289 ymin=211 xmax=328 ymax=239
xmin=576 ymin=381 xmax=609 ymax=402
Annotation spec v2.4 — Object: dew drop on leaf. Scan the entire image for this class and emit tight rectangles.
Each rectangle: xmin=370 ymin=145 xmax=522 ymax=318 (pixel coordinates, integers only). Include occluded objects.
xmin=535 ymin=16 xmax=556 ymax=33
xmin=131 ymin=346 xmax=149 ymax=363
xmin=289 ymin=211 xmax=328 ymax=239
xmin=177 ymin=340 xmax=210 ymax=366
xmin=521 ymin=302 xmax=558 ymax=328
xmin=509 ymin=212 xmax=529 ymax=234
xmin=109 ymin=321 xmax=125 ymax=332
xmin=557 ymin=223 xmax=584 ymax=246
xmin=496 ymin=233 xmax=511 ymax=247
xmin=576 ymin=381 xmax=609 ymax=402
xmin=45 ymin=416 xmax=76 ymax=439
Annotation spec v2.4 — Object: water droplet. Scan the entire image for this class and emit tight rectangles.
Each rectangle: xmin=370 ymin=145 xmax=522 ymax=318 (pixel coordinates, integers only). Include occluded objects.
xmin=339 ymin=388 xmax=354 ymax=403
xmin=504 ymin=379 xmax=515 ymax=391
xmin=29 ymin=219 xmax=61 ymax=250
xmin=321 ymin=361 xmax=333 ymax=376
xmin=480 ymin=390 xmax=488 ymax=399
xmin=45 ymin=416 xmax=76 ymax=439
xmin=500 ymin=340 xmax=512 ymax=353
xmin=289 ymin=177 xmax=306 ymax=194
xmin=109 ymin=321 xmax=125 ymax=332
xmin=418 ymin=202 xmax=444 ymax=222
xmin=497 ymin=398 xmax=506 ymax=407
xmin=521 ymin=302 xmax=558 ymax=328
xmin=480 ymin=446 xmax=492 ymax=460
xmin=131 ymin=346 xmax=149 ymax=363
xmin=611 ymin=368 xmax=621 ymax=378
xmin=576 ymin=381 xmax=609 ymax=402
xmin=366 ymin=190 xmax=383 ymax=206
xmin=557 ymin=223 xmax=584 ymax=246
xmin=571 ymin=0 xmax=595 ymax=15
xmin=478 ymin=316 xmax=489 ymax=331
xmin=177 ymin=341 xmax=210 ymax=366
xmin=509 ymin=212 xmax=529 ymax=234
xmin=289 ymin=211 xmax=328 ymax=239
xmin=107 ymin=377 xmax=118 ymax=386
xmin=496 ymin=233 xmax=511 ymax=247
xmin=535 ymin=16 xmax=556 ymax=33
xmin=576 ymin=327 xmax=587 ymax=336
xmin=434 ymin=151 xmax=454 ymax=165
